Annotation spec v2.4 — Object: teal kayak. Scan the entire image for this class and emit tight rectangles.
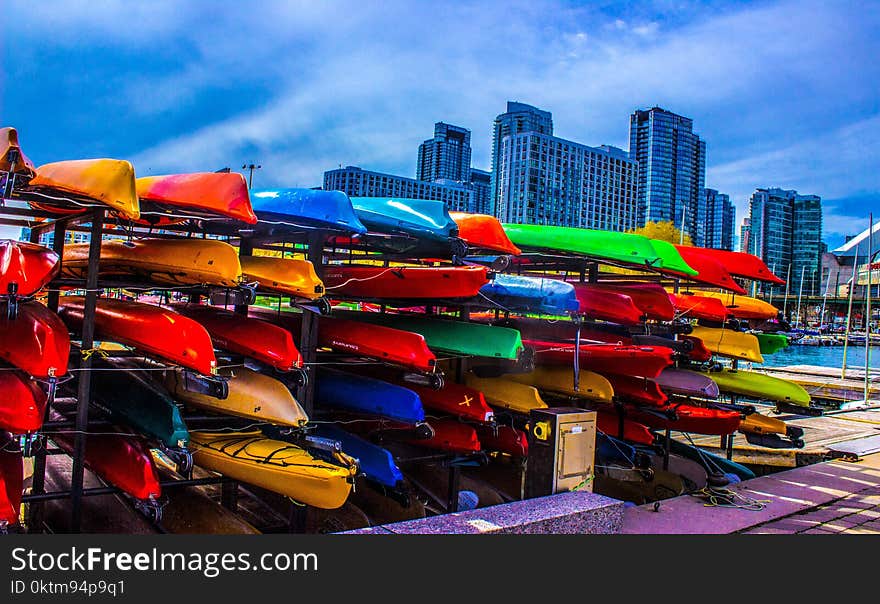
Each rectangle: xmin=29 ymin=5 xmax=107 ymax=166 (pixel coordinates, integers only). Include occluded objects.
xmin=337 ymin=310 xmax=524 ymax=360
xmin=502 ymin=223 xmax=697 ymax=275
xmin=351 ymin=197 xmax=459 ymax=254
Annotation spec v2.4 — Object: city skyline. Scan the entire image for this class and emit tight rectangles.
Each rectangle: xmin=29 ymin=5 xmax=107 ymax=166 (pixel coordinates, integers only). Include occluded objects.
xmin=2 ymin=0 xmax=877 ymax=247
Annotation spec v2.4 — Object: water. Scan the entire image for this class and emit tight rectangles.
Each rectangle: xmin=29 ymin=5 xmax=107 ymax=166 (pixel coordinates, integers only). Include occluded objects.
xmin=762 ymin=344 xmax=877 ymax=370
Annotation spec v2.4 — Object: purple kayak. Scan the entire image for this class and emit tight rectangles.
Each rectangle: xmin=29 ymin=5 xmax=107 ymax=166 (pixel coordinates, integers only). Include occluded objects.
xmin=655 ymin=368 xmax=720 ymax=399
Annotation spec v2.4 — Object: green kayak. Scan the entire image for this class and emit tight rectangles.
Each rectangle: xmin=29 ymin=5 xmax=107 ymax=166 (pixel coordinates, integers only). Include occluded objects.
xmin=754 ymin=333 xmax=789 ymax=355
xmin=502 ymin=223 xmax=697 ymax=275
xmin=336 ymin=310 xmax=524 ymax=360
xmin=701 ymin=368 xmax=810 ymax=407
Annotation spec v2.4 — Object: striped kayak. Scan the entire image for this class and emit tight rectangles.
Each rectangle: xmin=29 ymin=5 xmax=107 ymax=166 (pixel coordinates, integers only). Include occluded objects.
xmin=166 ymin=366 xmax=309 ymax=426
xmin=189 ymin=431 xmax=356 ymax=509
xmin=240 ymin=256 xmax=324 ymax=300
xmin=694 ymin=292 xmax=779 ymax=320
xmin=478 ymin=274 xmax=578 ymax=316
xmin=465 ymin=374 xmax=548 ymax=414
xmin=59 ymin=297 xmax=218 ymax=375
xmin=449 ymin=212 xmax=521 ymax=255
xmin=26 ymin=158 xmax=140 ymax=220
xmin=0 ymin=240 xmax=60 ymax=297
xmin=503 ymin=223 xmax=697 ymax=275
xmin=88 ymin=358 xmax=189 ymax=449
xmin=0 ymin=301 xmax=70 ymax=378
xmin=323 ymin=265 xmax=489 ymax=299
xmin=0 ymin=371 xmax=46 ymax=434
xmin=316 ymin=368 xmax=425 ymax=424
xmin=0 ymin=126 xmax=35 ymax=176
xmin=171 ymin=303 xmax=302 ymax=371
xmin=136 ymin=172 xmax=257 ymax=225
xmin=701 ymin=368 xmax=811 ymax=407
xmin=508 ymin=366 xmax=614 ymax=403
xmin=0 ymin=447 xmax=23 ymax=526
xmin=62 ymin=238 xmax=242 ymax=288
xmin=689 ymin=326 xmax=764 ymax=363
xmin=338 ymin=310 xmax=524 ymax=360
xmin=250 ymin=188 xmax=367 ymax=235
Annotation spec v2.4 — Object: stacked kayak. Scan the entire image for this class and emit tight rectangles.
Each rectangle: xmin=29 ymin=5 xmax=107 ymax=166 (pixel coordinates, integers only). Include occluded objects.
xmin=135 ymin=172 xmax=257 ymax=225
xmin=240 ymin=256 xmax=324 ymax=300
xmin=323 ymin=265 xmax=489 ymax=299
xmin=477 ymin=274 xmax=578 ymax=316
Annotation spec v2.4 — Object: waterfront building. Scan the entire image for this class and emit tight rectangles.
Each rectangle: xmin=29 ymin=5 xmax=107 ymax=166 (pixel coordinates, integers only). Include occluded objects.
xmin=495 ymin=132 xmax=638 ymax=230
xmin=739 ymin=217 xmax=751 ymax=254
xmin=748 ymin=187 xmax=823 ymax=295
xmin=491 ymin=102 xmax=553 ymax=216
xmin=704 ymin=188 xmax=735 ymax=250
xmin=469 ymin=168 xmax=492 ymax=215
xmin=830 ymin=219 xmax=880 ymax=297
xmin=417 ymin=122 xmax=472 ymax=183
xmin=628 ymin=107 xmax=707 ymax=245
xmin=323 ymin=166 xmax=474 ymax=212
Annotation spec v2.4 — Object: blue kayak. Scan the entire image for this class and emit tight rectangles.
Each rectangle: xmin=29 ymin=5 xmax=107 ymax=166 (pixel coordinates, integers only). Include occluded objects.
xmin=478 ymin=274 xmax=579 ymax=316
xmin=596 ymin=431 xmax=637 ymax=467
xmin=316 ymin=368 xmax=425 ymax=424
xmin=250 ymin=188 xmax=368 ymax=234
xmin=351 ymin=197 xmax=459 ymax=251
xmin=313 ymin=424 xmax=404 ymax=488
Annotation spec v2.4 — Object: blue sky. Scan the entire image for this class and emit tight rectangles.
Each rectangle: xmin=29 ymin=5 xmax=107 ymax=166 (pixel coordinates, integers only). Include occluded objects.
xmin=2 ymin=0 xmax=878 ymax=247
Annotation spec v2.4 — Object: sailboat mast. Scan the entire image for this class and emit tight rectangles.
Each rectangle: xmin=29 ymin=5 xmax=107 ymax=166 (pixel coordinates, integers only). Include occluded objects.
xmin=866 ymin=213 xmax=873 ymax=404
xmin=842 ymin=245 xmax=860 ymax=379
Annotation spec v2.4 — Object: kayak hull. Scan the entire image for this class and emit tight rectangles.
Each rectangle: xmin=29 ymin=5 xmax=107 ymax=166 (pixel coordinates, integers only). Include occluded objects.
xmin=312 ymin=424 xmax=404 ymax=489
xmin=240 ymin=256 xmax=324 ymax=300
xmin=528 ymin=339 xmax=674 ymax=379
xmin=0 ymin=448 xmax=23 ymax=526
xmin=323 ymin=265 xmax=489 ymax=299
xmin=27 ymin=158 xmax=140 ymax=220
xmin=702 ymin=368 xmax=811 ymax=406
xmin=507 ymin=366 xmax=614 ymax=403
xmin=654 ymin=368 xmax=721 ymax=399
xmin=0 ymin=239 xmax=60 ymax=297
xmin=405 ymin=418 xmax=481 ymax=454
xmin=474 ymin=424 xmax=529 ymax=457
xmin=690 ymin=326 xmax=764 ymax=363
xmin=0 ymin=372 xmax=48 ymax=433
xmin=0 ymin=301 xmax=70 ymax=378
xmin=449 ymin=212 xmax=521 ymax=255
xmin=575 ymin=282 xmax=675 ymax=321
xmin=250 ymin=188 xmax=367 ymax=235
xmin=465 ymin=374 xmax=548 ymax=414
xmin=316 ymin=368 xmax=425 ymax=424
xmin=478 ymin=274 xmax=578 ymax=316
xmin=136 ymin=172 xmax=257 ymax=225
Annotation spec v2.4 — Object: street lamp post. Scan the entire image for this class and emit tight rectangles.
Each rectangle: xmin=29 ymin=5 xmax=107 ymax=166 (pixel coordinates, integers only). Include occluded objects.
xmin=242 ymin=163 xmax=262 ymax=190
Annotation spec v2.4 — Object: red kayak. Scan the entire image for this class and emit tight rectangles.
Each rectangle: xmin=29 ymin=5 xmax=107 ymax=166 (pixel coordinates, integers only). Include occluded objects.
xmin=528 ymin=339 xmax=674 ymax=379
xmin=386 ymin=379 xmax=493 ymax=423
xmin=0 ymin=372 xmax=47 ymax=433
xmin=0 ymin=448 xmax=23 ymax=526
xmin=474 ymin=424 xmax=528 ymax=457
xmin=669 ymin=292 xmax=731 ymax=323
xmin=600 ymin=373 xmax=667 ymax=407
xmin=52 ymin=432 xmax=162 ymax=500
xmin=405 ymin=418 xmax=481 ymax=454
xmin=670 ymin=246 xmax=747 ymax=294
xmin=322 ymin=265 xmax=489 ymax=299
xmin=171 ymin=303 xmax=302 ymax=371
xmin=679 ymin=248 xmax=785 ymax=284
xmin=0 ymin=240 xmax=60 ymax=297
xmin=252 ymin=308 xmax=437 ymax=374
xmin=681 ymin=335 xmax=713 ymax=362
xmin=595 ymin=411 xmax=655 ymax=446
xmin=570 ymin=283 xmax=643 ymax=325
xmin=621 ymin=403 xmax=742 ymax=435
xmin=58 ymin=297 xmax=217 ymax=375
xmin=448 ymin=212 xmax=521 ymax=256
xmin=485 ymin=316 xmax=634 ymax=345
xmin=573 ymin=282 xmax=675 ymax=321
xmin=136 ymin=172 xmax=258 ymax=226
xmin=0 ymin=301 xmax=70 ymax=378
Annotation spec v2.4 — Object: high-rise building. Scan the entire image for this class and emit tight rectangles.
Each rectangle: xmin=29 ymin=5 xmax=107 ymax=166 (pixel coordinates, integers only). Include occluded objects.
xmin=748 ymin=187 xmax=823 ymax=295
xmin=417 ymin=123 xmax=472 ymax=183
xmin=491 ymin=102 xmax=553 ymax=216
xmin=739 ymin=217 xmax=751 ymax=254
xmin=629 ymin=107 xmax=707 ymax=244
xmin=324 ymin=166 xmax=475 ymax=212
xmin=704 ymin=188 xmax=735 ymax=250
xmin=495 ymin=132 xmax=638 ymax=230
xmin=469 ymin=168 xmax=492 ymax=215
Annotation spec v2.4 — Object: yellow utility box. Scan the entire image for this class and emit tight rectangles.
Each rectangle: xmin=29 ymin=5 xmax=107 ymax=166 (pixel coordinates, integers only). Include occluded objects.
xmin=525 ymin=408 xmax=596 ymax=498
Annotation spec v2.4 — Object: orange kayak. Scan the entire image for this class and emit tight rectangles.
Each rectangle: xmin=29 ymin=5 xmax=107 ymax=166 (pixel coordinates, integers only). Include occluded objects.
xmin=27 ymin=158 xmax=140 ymax=220
xmin=0 ymin=127 xmax=35 ymax=176
xmin=449 ymin=212 xmax=521 ymax=255
xmin=668 ymin=292 xmax=731 ymax=322
xmin=694 ymin=292 xmax=778 ymax=320
xmin=136 ymin=172 xmax=258 ymax=225
xmin=240 ymin=256 xmax=324 ymax=300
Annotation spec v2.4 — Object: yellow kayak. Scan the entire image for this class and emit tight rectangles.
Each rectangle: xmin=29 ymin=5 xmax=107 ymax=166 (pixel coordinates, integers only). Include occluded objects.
xmin=189 ymin=431 xmax=356 ymax=509
xmin=739 ymin=413 xmax=788 ymax=436
xmin=62 ymin=238 xmax=242 ymax=287
xmin=507 ymin=366 xmax=614 ymax=402
xmin=165 ymin=367 xmax=308 ymax=427
xmin=465 ymin=373 xmax=548 ymax=414
xmin=28 ymin=158 xmax=140 ymax=220
xmin=1 ymin=127 xmax=35 ymax=175
xmin=240 ymin=256 xmax=324 ymax=300
xmin=692 ymin=291 xmax=778 ymax=320
xmin=690 ymin=326 xmax=764 ymax=363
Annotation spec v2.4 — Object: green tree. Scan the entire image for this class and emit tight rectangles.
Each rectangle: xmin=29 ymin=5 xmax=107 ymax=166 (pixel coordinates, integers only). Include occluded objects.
xmin=627 ymin=220 xmax=692 ymax=246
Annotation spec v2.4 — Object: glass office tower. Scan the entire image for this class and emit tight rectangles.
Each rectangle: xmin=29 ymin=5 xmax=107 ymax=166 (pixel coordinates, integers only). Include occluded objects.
xmin=491 ymin=102 xmax=553 ymax=216
xmin=704 ymin=188 xmax=735 ymax=250
xmin=417 ymin=122 xmax=472 ymax=183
